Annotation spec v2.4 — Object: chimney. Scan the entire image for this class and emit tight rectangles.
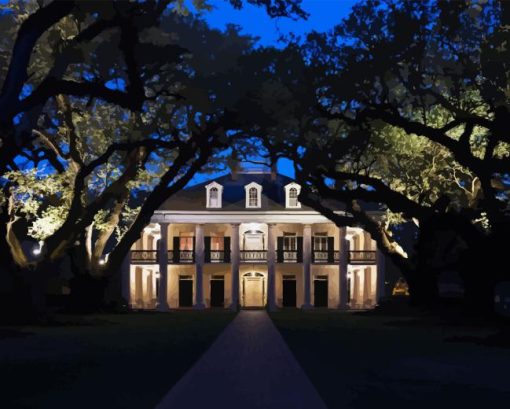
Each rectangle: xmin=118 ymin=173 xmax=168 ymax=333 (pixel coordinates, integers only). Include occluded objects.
xmin=228 ymin=152 xmax=240 ymax=180
xmin=270 ymin=162 xmax=277 ymax=181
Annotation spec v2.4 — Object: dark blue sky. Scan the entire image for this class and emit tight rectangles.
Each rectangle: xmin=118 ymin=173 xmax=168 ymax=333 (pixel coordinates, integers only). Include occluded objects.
xmin=189 ymin=0 xmax=357 ymax=184
xmin=204 ymin=0 xmax=356 ymax=47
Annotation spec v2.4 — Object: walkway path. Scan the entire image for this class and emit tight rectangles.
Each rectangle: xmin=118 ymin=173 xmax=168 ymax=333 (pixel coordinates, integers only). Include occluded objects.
xmin=154 ymin=310 xmax=328 ymax=409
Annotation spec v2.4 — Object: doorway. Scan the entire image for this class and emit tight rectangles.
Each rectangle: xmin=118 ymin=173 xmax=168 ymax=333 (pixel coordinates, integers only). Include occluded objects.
xmin=242 ymin=272 xmax=265 ymax=308
xmin=179 ymin=275 xmax=193 ymax=307
xmin=314 ymin=275 xmax=328 ymax=307
xmin=282 ymin=275 xmax=297 ymax=307
xmin=210 ymin=275 xmax=225 ymax=307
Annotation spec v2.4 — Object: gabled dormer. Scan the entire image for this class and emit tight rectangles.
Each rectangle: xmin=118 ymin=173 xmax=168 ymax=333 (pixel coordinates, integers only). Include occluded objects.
xmin=284 ymin=182 xmax=301 ymax=208
xmin=244 ymin=181 xmax=262 ymax=208
xmin=205 ymin=181 xmax=223 ymax=208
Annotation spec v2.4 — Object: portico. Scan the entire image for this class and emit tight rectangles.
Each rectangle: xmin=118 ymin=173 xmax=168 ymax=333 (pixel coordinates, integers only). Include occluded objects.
xmin=124 ymin=170 xmax=386 ymax=311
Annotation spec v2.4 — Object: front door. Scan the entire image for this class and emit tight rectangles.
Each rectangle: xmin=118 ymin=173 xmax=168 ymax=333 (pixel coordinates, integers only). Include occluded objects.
xmin=179 ymin=276 xmax=193 ymax=307
xmin=314 ymin=276 xmax=328 ymax=307
xmin=242 ymin=272 xmax=265 ymax=308
xmin=282 ymin=276 xmax=297 ymax=307
xmin=210 ymin=277 xmax=224 ymax=307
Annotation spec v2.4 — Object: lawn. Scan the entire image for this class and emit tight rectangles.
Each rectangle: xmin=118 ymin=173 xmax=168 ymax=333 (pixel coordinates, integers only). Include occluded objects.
xmin=0 ymin=311 xmax=234 ymax=409
xmin=271 ymin=307 xmax=510 ymax=409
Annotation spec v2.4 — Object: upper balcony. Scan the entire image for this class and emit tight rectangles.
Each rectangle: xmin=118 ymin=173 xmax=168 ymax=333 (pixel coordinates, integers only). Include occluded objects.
xmin=130 ymin=249 xmax=377 ymax=265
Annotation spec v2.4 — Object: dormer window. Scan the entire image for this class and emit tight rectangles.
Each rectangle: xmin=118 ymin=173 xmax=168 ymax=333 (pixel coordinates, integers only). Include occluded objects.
xmin=244 ymin=182 xmax=262 ymax=208
xmin=205 ymin=182 xmax=223 ymax=208
xmin=285 ymin=182 xmax=301 ymax=208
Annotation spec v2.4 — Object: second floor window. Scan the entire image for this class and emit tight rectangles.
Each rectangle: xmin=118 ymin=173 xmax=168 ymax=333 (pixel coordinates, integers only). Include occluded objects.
xmin=313 ymin=236 xmax=328 ymax=251
xmin=180 ymin=236 xmax=194 ymax=251
xmin=283 ymin=235 xmax=297 ymax=251
xmin=211 ymin=237 xmax=224 ymax=251
xmin=248 ymin=187 xmax=258 ymax=207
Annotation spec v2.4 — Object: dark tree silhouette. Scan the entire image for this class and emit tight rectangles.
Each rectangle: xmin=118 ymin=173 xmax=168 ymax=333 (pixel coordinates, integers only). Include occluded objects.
xmin=0 ymin=0 xmax=306 ymax=320
xmin=231 ymin=0 xmax=510 ymax=314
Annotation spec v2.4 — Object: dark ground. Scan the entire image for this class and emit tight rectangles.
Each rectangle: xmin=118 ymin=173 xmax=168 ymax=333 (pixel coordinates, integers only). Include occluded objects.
xmin=0 ymin=311 xmax=234 ymax=409
xmin=271 ymin=301 xmax=510 ymax=409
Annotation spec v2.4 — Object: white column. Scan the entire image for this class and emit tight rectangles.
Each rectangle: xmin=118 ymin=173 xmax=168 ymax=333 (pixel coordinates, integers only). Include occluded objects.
xmin=302 ymin=224 xmax=312 ymax=309
xmin=267 ymin=223 xmax=276 ymax=311
xmin=338 ymin=227 xmax=349 ymax=309
xmin=363 ymin=267 xmax=372 ymax=307
xmin=352 ymin=269 xmax=360 ymax=309
xmin=230 ymin=223 xmax=240 ymax=311
xmin=157 ymin=222 xmax=169 ymax=311
xmin=121 ymin=250 xmax=131 ymax=308
xmin=375 ymin=249 xmax=386 ymax=303
xmin=135 ymin=267 xmax=143 ymax=308
xmin=194 ymin=224 xmax=205 ymax=309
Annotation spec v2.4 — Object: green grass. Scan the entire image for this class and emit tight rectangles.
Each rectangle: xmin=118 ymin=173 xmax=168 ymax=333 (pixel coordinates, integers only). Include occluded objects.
xmin=271 ymin=309 xmax=510 ymax=409
xmin=0 ymin=311 xmax=234 ymax=409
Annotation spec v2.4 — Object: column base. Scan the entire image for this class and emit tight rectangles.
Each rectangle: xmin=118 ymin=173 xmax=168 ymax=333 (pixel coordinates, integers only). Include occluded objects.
xmin=337 ymin=304 xmax=350 ymax=310
xmin=229 ymin=302 xmax=239 ymax=311
xmin=157 ymin=304 xmax=170 ymax=312
xmin=301 ymin=303 xmax=313 ymax=310
xmin=267 ymin=303 xmax=278 ymax=312
xmin=193 ymin=303 xmax=206 ymax=310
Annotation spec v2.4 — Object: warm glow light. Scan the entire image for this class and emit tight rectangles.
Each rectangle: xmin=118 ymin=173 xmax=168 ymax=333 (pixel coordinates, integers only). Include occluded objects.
xmin=32 ymin=241 xmax=44 ymax=256
xmin=99 ymin=259 xmax=106 ymax=265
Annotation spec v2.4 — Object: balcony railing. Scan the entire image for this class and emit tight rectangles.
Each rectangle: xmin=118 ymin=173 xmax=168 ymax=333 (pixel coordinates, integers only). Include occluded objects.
xmin=349 ymin=250 xmax=377 ymax=264
xmin=240 ymin=250 xmax=267 ymax=262
xmin=131 ymin=250 xmax=158 ymax=263
xmin=210 ymin=250 xmax=227 ymax=263
xmin=178 ymin=250 xmax=194 ymax=263
xmin=282 ymin=250 xmax=298 ymax=263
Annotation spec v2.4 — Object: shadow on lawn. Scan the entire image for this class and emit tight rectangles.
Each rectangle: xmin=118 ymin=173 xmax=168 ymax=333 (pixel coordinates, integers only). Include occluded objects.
xmin=446 ymin=329 xmax=510 ymax=349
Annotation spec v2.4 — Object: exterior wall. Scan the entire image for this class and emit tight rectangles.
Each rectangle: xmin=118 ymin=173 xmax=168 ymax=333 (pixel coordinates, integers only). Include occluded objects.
xmin=128 ymin=221 xmax=384 ymax=310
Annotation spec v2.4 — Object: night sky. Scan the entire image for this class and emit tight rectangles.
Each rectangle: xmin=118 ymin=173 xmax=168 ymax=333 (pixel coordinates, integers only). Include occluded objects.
xmin=190 ymin=0 xmax=357 ymax=184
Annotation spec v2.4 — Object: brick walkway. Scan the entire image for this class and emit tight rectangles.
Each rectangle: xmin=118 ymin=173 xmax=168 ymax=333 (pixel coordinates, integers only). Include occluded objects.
xmin=154 ymin=310 xmax=328 ymax=409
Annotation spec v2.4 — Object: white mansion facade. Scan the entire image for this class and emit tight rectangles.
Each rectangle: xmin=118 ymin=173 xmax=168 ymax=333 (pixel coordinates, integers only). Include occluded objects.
xmin=122 ymin=169 xmax=386 ymax=310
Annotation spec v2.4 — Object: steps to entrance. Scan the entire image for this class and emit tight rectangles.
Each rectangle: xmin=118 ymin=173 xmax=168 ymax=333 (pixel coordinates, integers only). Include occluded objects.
xmin=154 ymin=311 xmax=328 ymax=409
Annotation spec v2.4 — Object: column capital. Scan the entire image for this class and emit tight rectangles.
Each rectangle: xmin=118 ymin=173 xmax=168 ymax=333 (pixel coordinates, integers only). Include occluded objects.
xmin=230 ymin=223 xmax=240 ymax=228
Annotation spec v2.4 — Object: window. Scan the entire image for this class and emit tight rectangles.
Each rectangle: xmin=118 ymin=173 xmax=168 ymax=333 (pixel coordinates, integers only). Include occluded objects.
xmin=205 ymin=182 xmax=223 ymax=208
xmin=180 ymin=236 xmax=194 ymax=251
xmin=289 ymin=188 xmax=298 ymax=206
xmin=210 ymin=237 xmax=224 ymax=251
xmin=209 ymin=187 xmax=219 ymax=207
xmin=284 ymin=182 xmax=301 ymax=208
xmin=244 ymin=182 xmax=262 ymax=208
xmin=249 ymin=187 xmax=258 ymax=207
xmin=283 ymin=233 xmax=297 ymax=251
xmin=313 ymin=236 xmax=328 ymax=251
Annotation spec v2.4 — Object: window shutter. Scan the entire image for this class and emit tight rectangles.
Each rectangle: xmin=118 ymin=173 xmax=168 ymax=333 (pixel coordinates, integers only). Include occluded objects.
xmin=204 ymin=236 xmax=211 ymax=263
xmin=277 ymin=237 xmax=284 ymax=263
xmin=224 ymin=236 xmax=231 ymax=262
xmin=173 ymin=237 xmax=180 ymax=263
xmin=297 ymin=236 xmax=303 ymax=262
xmin=327 ymin=236 xmax=335 ymax=263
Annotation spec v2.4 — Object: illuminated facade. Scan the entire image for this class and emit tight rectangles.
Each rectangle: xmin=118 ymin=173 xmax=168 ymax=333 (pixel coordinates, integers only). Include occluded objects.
xmin=123 ymin=169 xmax=386 ymax=310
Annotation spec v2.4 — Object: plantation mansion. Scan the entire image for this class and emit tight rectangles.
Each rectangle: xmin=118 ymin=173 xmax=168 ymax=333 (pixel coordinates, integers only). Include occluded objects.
xmin=122 ymin=168 xmax=386 ymax=310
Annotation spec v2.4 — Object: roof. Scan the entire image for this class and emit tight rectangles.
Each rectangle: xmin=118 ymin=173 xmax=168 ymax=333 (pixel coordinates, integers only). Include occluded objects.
xmin=159 ymin=171 xmax=383 ymax=213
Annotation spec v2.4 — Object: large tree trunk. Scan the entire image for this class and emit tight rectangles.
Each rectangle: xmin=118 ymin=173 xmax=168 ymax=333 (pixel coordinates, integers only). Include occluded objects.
xmin=67 ymin=240 xmax=107 ymax=313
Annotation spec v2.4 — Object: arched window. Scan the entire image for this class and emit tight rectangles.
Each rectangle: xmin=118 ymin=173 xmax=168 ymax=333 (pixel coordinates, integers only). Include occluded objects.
xmin=285 ymin=182 xmax=301 ymax=208
xmin=249 ymin=187 xmax=258 ymax=207
xmin=209 ymin=187 xmax=218 ymax=207
xmin=205 ymin=182 xmax=222 ymax=208
xmin=245 ymin=182 xmax=262 ymax=208
xmin=289 ymin=187 xmax=298 ymax=207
